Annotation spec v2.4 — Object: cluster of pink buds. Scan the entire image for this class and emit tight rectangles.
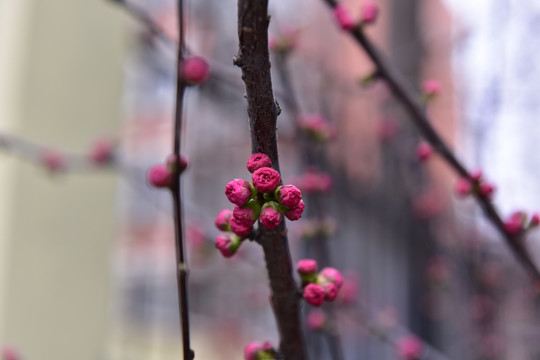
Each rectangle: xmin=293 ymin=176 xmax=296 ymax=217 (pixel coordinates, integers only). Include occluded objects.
xmin=421 ymin=79 xmax=441 ymax=101
xmin=40 ymin=149 xmax=66 ymax=173
xmin=297 ymin=114 xmax=338 ymax=142
xmin=88 ymin=137 xmax=116 ymax=165
xmin=214 ymin=154 xmax=305 ymax=257
xmin=396 ymin=335 xmax=423 ymax=360
xmin=503 ymin=211 xmax=539 ymax=236
xmin=147 ymin=154 xmax=189 ymax=188
xmin=333 ymin=2 xmax=379 ymax=30
xmin=244 ymin=341 xmax=276 ymax=360
xmin=180 ymin=55 xmax=210 ymax=86
xmin=297 ymin=259 xmax=343 ymax=307
xmin=454 ymin=170 xmax=496 ymax=199
xmin=416 ymin=141 xmax=433 ymax=162
xmin=291 ymin=168 xmax=332 ymax=194
xmin=269 ymin=28 xmax=299 ymax=53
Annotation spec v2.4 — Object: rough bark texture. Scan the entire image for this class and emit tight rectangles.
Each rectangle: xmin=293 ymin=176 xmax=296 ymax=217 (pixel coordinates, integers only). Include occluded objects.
xmin=235 ymin=1 xmax=307 ymax=359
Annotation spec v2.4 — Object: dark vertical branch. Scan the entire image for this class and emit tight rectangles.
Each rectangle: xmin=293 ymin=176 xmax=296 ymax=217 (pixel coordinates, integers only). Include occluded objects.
xmin=171 ymin=0 xmax=194 ymax=359
xmin=235 ymin=1 xmax=307 ymax=359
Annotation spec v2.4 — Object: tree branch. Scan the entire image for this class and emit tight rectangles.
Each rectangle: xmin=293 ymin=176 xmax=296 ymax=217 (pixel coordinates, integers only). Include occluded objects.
xmin=320 ymin=0 xmax=540 ymax=283
xmin=235 ymin=1 xmax=307 ymax=359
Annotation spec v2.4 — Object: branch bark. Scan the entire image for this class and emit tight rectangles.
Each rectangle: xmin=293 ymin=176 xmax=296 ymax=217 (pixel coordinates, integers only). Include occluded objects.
xmin=235 ymin=1 xmax=307 ymax=359
xmin=320 ymin=0 xmax=540 ymax=283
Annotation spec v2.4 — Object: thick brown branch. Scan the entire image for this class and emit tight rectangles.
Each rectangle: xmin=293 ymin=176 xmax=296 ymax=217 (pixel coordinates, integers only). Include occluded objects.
xmin=320 ymin=0 xmax=540 ymax=283
xmin=236 ymin=1 xmax=307 ymax=359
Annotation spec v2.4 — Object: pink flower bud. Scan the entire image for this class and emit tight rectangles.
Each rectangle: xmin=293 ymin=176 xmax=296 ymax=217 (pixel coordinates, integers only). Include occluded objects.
xmin=454 ymin=178 xmax=472 ymax=197
xmin=252 ymin=167 xmax=281 ymax=193
xmin=504 ymin=211 xmax=526 ymax=235
xmin=41 ymin=149 xmax=66 ymax=172
xmin=470 ymin=169 xmax=483 ymax=182
xmin=478 ymin=181 xmax=495 ymax=198
xmin=397 ymin=335 xmax=423 ymax=360
xmin=260 ymin=342 xmax=274 ymax=352
xmin=319 ymin=267 xmax=344 ymax=289
xmin=260 ymin=203 xmax=283 ymax=229
xmin=285 ymin=200 xmax=305 ymax=221
xmin=323 ymin=282 xmax=339 ymax=301
xmin=180 ymin=56 xmax=210 ymax=85
xmin=2 ymin=347 xmax=20 ymax=360
xmin=148 ymin=164 xmax=172 ymax=188
xmin=166 ymin=154 xmax=189 ymax=174
xmin=297 ymin=259 xmax=318 ymax=275
xmin=215 ymin=209 xmax=233 ymax=231
xmin=360 ymin=2 xmax=379 ymax=24
xmin=230 ymin=216 xmax=253 ymax=237
xmin=307 ymin=309 xmax=327 ymax=330
xmin=303 ymin=283 xmax=326 ymax=307
xmin=416 ymin=142 xmax=433 ymax=162
xmin=233 ymin=205 xmax=259 ymax=226
xmin=244 ymin=342 xmax=261 ymax=360
xmin=225 ymin=179 xmax=253 ymax=207
xmin=422 ymin=79 xmax=441 ymax=97
xmin=276 ymin=185 xmax=302 ymax=208
xmin=531 ymin=213 xmax=540 ymax=227
xmin=334 ymin=4 xmax=356 ymax=30
xmin=246 ymin=153 xmax=272 ymax=173
xmin=215 ymin=234 xmax=241 ymax=258
xmin=88 ymin=138 xmax=115 ymax=165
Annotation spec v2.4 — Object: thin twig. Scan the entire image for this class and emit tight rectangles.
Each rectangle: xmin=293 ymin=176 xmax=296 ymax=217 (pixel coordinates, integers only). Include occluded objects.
xmin=171 ymin=0 xmax=194 ymax=359
xmin=320 ymin=0 xmax=540 ymax=283
xmin=235 ymin=0 xmax=307 ymax=359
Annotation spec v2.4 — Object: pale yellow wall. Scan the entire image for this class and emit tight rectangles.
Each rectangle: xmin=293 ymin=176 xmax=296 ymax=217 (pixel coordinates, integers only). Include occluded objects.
xmin=0 ymin=1 xmax=127 ymax=359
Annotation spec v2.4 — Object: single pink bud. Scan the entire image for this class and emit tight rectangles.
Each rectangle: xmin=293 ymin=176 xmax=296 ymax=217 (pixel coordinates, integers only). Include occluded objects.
xmin=323 ymin=282 xmax=339 ymax=301
xmin=276 ymin=185 xmax=302 ymax=208
xmin=215 ymin=234 xmax=240 ymax=258
xmin=260 ymin=204 xmax=283 ymax=229
xmin=422 ymin=79 xmax=441 ymax=97
xmin=416 ymin=142 xmax=433 ymax=162
xmin=285 ymin=200 xmax=305 ymax=221
xmin=478 ymin=181 xmax=495 ymax=198
xmin=307 ymin=309 xmax=326 ymax=330
xmin=2 ymin=347 xmax=20 ymax=360
xmin=260 ymin=342 xmax=274 ymax=352
xmin=230 ymin=216 xmax=253 ymax=237
xmin=225 ymin=179 xmax=253 ymax=207
xmin=531 ymin=213 xmax=540 ymax=227
xmin=504 ymin=211 xmax=525 ymax=235
xmin=148 ymin=164 xmax=172 ymax=188
xmin=297 ymin=259 xmax=318 ymax=275
xmin=180 ymin=56 xmax=210 ymax=85
xmin=252 ymin=167 xmax=281 ymax=193
xmin=246 ymin=153 xmax=272 ymax=173
xmin=454 ymin=178 xmax=472 ymax=197
xmin=303 ymin=283 xmax=326 ymax=307
xmin=244 ymin=342 xmax=261 ymax=360
xmin=215 ymin=209 xmax=233 ymax=231
xmin=319 ymin=267 xmax=344 ymax=289
xmin=397 ymin=335 xmax=423 ymax=360
xmin=360 ymin=1 xmax=379 ymax=24
xmin=233 ymin=205 xmax=259 ymax=226
xmin=41 ymin=149 xmax=66 ymax=172
xmin=470 ymin=169 xmax=483 ymax=182
xmin=88 ymin=138 xmax=115 ymax=165
xmin=333 ymin=4 xmax=356 ymax=30
xmin=166 ymin=154 xmax=189 ymax=174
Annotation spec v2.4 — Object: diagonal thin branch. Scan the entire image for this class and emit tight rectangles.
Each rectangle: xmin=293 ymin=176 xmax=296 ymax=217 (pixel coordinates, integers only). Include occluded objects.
xmin=320 ymin=0 xmax=540 ymax=283
xmin=235 ymin=1 xmax=307 ymax=359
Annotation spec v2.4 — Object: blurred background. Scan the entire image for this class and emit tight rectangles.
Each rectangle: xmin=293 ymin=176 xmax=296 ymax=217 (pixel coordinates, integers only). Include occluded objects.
xmin=1 ymin=0 xmax=540 ymax=359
